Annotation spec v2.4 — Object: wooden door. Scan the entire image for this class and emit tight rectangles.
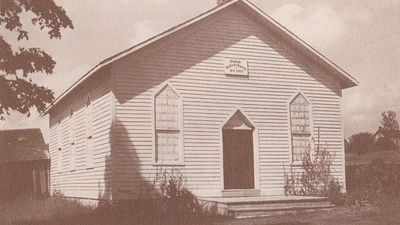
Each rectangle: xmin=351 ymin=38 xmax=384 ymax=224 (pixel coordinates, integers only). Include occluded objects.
xmin=223 ymin=129 xmax=254 ymax=189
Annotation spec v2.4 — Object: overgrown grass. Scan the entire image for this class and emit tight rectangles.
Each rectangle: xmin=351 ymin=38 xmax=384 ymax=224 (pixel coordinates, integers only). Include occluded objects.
xmin=0 ymin=169 xmax=227 ymax=225
xmin=346 ymin=159 xmax=400 ymax=206
xmin=3 ymin=197 xmax=400 ymax=225
xmin=0 ymin=196 xmax=95 ymax=225
xmin=0 ymin=196 xmax=228 ymax=225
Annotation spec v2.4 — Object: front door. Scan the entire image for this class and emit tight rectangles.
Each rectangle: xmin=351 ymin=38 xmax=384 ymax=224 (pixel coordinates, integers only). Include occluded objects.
xmin=223 ymin=129 xmax=254 ymax=189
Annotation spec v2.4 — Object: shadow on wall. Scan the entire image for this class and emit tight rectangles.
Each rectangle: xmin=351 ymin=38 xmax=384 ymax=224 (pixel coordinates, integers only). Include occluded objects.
xmin=98 ymin=119 xmax=155 ymax=201
xmin=98 ymin=9 xmax=341 ymax=200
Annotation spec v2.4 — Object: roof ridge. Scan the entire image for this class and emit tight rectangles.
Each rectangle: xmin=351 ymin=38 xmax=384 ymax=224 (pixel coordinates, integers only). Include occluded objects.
xmin=42 ymin=0 xmax=358 ymax=115
xmin=0 ymin=128 xmax=41 ymax=132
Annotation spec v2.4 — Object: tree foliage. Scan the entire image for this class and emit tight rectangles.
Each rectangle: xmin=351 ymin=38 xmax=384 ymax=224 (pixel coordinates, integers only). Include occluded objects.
xmin=0 ymin=0 xmax=73 ymax=119
xmin=346 ymin=132 xmax=375 ymax=155
xmin=380 ymin=111 xmax=399 ymax=135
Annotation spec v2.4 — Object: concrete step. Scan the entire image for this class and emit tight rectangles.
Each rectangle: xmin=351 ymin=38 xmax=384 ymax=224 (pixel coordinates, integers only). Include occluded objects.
xmin=222 ymin=189 xmax=261 ymax=197
xmin=227 ymin=197 xmax=334 ymax=218
xmin=199 ymin=196 xmax=334 ymax=218
xmin=231 ymin=204 xmax=333 ymax=218
xmin=225 ymin=196 xmax=330 ymax=205
xmin=228 ymin=199 xmax=332 ymax=211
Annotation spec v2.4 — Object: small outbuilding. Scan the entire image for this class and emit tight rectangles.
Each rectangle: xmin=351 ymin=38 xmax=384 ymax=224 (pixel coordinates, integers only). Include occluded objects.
xmin=373 ymin=127 xmax=400 ymax=150
xmin=0 ymin=129 xmax=50 ymax=199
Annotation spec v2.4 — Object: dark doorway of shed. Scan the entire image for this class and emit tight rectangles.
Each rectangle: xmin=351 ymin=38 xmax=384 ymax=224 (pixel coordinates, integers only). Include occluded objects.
xmin=223 ymin=110 xmax=255 ymax=190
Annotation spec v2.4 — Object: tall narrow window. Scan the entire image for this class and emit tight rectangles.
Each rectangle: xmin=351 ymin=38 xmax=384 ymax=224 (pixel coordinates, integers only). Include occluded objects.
xmin=56 ymin=117 xmax=62 ymax=172
xmin=86 ymin=96 xmax=94 ymax=168
xmin=69 ymin=108 xmax=76 ymax=170
xmin=290 ymin=93 xmax=312 ymax=162
xmin=154 ymin=85 xmax=181 ymax=163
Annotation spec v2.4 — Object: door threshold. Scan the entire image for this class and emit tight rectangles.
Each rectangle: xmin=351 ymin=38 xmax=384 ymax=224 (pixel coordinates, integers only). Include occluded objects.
xmin=222 ymin=189 xmax=261 ymax=197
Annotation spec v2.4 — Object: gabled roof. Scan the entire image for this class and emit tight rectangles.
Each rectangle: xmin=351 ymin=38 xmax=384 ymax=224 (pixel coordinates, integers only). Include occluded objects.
xmin=373 ymin=127 xmax=400 ymax=139
xmin=0 ymin=129 xmax=49 ymax=163
xmin=43 ymin=0 xmax=358 ymax=115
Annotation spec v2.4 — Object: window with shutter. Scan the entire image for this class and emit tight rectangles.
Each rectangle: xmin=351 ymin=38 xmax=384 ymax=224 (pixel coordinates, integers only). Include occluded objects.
xmin=85 ymin=96 xmax=94 ymax=168
xmin=69 ymin=108 xmax=76 ymax=171
xmin=154 ymin=85 xmax=182 ymax=164
xmin=56 ymin=118 xmax=62 ymax=173
xmin=290 ymin=93 xmax=312 ymax=162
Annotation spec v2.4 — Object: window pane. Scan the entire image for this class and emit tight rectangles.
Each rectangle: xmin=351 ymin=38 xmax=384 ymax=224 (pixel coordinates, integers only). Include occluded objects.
xmin=156 ymin=131 xmax=179 ymax=162
xmin=290 ymin=94 xmax=311 ymax=162
xmin=155 ymin=86 xmax=179 ymax=130
xmin=292 ymin=134 xmax=310 ymax=161
xmin=290 ymin=94 xmax=310 ymax=134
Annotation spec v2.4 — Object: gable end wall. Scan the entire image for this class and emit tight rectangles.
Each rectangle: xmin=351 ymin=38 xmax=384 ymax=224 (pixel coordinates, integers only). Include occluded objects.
xmin=111 ymin=6 xmax=345 ymax=199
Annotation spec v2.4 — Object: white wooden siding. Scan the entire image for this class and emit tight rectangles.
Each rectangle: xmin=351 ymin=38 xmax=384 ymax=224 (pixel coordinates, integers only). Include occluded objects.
xmin=112 ymin=7 xmax=344 ymax=198
xmin=48 ymin=72 xmax=113 ymax=199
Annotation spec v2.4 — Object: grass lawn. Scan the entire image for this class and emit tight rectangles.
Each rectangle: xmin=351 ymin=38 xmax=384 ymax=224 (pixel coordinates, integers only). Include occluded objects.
xmin=1 ymin=197 xmax=400 ymax=225
xmin=218 ymin=206 xmax=400 ymax=225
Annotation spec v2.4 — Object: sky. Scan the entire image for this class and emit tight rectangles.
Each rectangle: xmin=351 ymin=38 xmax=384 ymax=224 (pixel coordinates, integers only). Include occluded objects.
xmin=1 ymin=0 xmax=400 ymax=142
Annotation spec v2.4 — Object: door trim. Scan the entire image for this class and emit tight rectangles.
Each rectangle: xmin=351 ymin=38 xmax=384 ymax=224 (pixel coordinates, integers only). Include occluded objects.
xmin=219 ymin=108 xmax=260 ymax=193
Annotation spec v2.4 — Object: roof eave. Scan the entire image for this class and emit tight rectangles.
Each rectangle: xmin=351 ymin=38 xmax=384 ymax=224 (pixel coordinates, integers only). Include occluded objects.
xmin=41 ymin=0 xmax=240 ymax=116
xmin=42 ymin=0 xmax=359 ymax=116
xmin=239 ymin=0 xmax=359 ymax=90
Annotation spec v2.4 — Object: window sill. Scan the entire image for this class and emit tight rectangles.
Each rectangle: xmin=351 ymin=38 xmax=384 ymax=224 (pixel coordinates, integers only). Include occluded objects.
xmin=152 ymin=162 xmax=185 ymax=167
xmin=290 ymin=162 xmax=303 ymax=167
xmin=291 ymin=132 xmax=311 ymax=135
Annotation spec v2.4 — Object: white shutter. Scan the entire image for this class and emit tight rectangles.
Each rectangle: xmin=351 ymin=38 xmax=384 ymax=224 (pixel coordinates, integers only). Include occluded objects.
xmin=86 ymin=137 xmax=94 ymax=168
xmin=85 ymin=96 xmax=94 ymax=168
xmin=56 ymin=119 xmax=62 ymax=172
xmin=69 ymin=108 xmax=76 ymax=170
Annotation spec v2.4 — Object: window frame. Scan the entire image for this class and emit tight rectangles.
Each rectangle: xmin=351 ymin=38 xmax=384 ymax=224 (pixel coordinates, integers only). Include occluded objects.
xmin=287 ymin=91 xmax=314 ymax=165
xmin=152 ymin=83 xmax=184 ymax=166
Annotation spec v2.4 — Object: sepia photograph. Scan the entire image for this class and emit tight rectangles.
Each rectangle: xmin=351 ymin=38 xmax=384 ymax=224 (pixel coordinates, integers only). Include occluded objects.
xmin=1 ymin=0 xmax=399 ymax=224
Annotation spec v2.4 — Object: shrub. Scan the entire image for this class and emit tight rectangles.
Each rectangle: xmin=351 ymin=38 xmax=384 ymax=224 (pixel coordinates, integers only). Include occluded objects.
xmin=346 ymin=159 xmax=400 ymax=206
xmin=284 ymin=143 xmax=345 ymax=205
xmin=111 ymin=168 xmax=208 ymax=225
xmin=153 ymin=168 xmax=204 ymax=221
xmin=51 ymin=189 xmax=64 ymax=198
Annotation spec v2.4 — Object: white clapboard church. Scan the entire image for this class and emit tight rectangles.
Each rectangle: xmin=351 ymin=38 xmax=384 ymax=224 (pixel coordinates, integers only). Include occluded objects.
xmin=44 ymin=0 xmax=357 ymax=212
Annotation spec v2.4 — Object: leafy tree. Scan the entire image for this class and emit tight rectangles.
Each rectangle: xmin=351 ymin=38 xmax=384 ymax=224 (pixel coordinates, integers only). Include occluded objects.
xmin=380 ymin=111 xmax=399 ymax=135
xmin=346 ymin=132 xmax=375 ymax=155
xmin=0 ymin=0 xmax=73 ymax=119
